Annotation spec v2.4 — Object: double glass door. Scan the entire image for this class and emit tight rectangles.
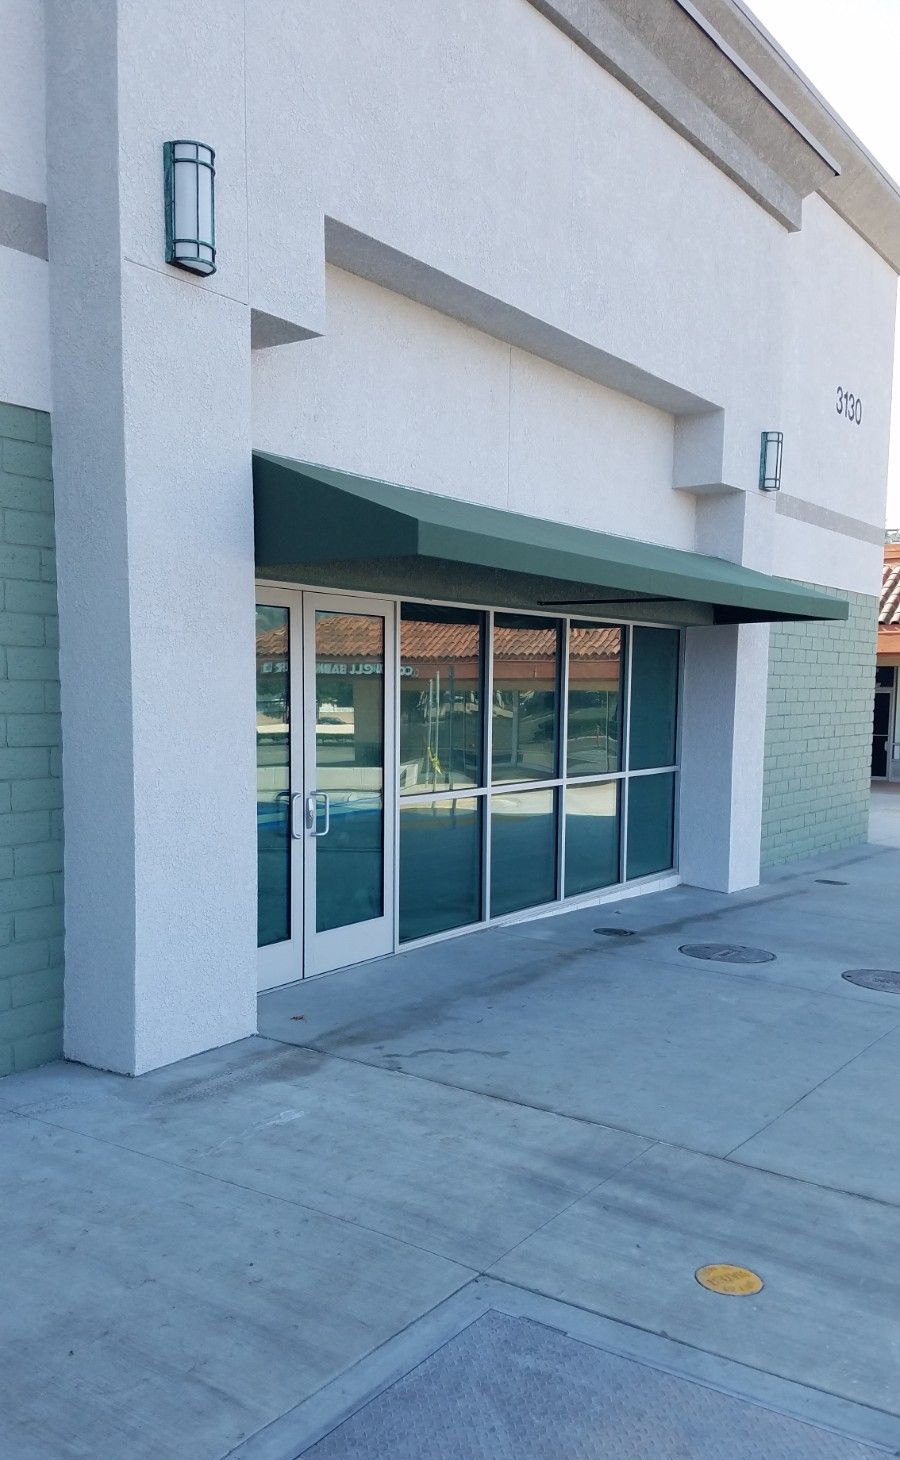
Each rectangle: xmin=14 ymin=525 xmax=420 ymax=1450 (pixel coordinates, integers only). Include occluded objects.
xmin=256 ymin=589 xmax=395 ymax=990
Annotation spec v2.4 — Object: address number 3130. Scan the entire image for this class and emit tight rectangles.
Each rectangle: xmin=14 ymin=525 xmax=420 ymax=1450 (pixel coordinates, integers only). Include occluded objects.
xmin=836 ymin=387 xmax=862 ymax=425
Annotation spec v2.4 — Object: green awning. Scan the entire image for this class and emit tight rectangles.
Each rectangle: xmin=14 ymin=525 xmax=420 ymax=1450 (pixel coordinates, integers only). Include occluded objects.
xmin=253 ymin=452 xmax=847 ymax=626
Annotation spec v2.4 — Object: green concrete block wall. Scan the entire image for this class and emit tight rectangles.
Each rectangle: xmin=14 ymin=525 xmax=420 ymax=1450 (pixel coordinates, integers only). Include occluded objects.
xmin=0 ymin=403 xmax=63 ymax=1076
xmin=761 ymin=586 xmax=877 ymax=867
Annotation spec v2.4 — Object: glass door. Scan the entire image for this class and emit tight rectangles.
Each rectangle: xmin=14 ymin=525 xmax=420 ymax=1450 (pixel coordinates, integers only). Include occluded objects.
xmin=256 ymin=589 xmax=303 ymax=991
xmin=872 ymin=688 xmax=892 ymax=779
xmin=302 ymin=594 xmax=396 ymax=975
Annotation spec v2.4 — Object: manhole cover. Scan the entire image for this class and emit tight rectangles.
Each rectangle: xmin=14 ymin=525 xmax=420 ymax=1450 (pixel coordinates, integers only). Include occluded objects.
xmin=815 ymin=878 xmax=847 ymax=886
xmin=595 ymin=927 xmax=635 ymax=937
xmin=841 ymin=969 xmax=900 ymax=993
xmin=696 ymin=1264 xmax=764 ymax=1296
xmin=679 ymin=943 xmax=775 ymax=964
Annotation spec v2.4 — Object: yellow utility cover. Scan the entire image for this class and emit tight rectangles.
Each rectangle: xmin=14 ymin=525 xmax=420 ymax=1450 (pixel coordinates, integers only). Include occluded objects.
xmin=695 ymin=1264 xmax=764 ymax=1296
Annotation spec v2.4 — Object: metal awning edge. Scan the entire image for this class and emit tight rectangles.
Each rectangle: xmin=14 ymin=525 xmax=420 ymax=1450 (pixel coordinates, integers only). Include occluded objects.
xmin=252 ymin=452 xmax=848 ymax=624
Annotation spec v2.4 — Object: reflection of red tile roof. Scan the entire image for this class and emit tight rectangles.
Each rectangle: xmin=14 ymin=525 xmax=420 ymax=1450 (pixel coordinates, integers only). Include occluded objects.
xmin=257 ymin=626 xmax=289 ymax=659
xmin=567 ymin=626 xmax=621 ymax=660
xmin=257 ymin=617 xmax=621 ymax=662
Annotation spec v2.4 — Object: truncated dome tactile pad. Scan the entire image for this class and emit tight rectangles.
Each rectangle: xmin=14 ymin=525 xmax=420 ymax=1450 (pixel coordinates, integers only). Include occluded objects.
xmin=299 ymin=1311 xmax=884 ymax=1459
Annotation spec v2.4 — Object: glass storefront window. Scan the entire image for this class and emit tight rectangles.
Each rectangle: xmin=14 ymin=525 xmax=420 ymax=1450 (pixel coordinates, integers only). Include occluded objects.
xmin=626 ymin=772 xmax=676 ymax=880
xmin=491 ymin=787 xmax=558 ymax=916
xmin=399 ymin=797 xmax=482 ymax=941
xmin=629 ymin=627 xmax=680 ymax=770
xmin=400 ymin=605 xmax=483 ymax=793
xmin=565 ymin=780 xmax=620 ymax=896
xmin=567 ymin=623 xmax=623 ymax=775
xmin=256 ymin=604 xmax=291 ymax=947
xmin=258 ymin=595 xmax=682 ymax=962
xmin=492 ymin=615 xmax=559 ymax=783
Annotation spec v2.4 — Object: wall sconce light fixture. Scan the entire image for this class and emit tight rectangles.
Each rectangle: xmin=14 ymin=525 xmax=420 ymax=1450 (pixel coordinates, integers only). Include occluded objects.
xmin=758 ymin=430 xmax=783 ymax=492
xmin=164 ymin=141 xmax=216 ymax=276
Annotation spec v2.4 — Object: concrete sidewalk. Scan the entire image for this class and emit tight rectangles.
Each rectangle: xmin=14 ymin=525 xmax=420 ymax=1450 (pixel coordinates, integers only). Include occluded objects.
xmin=870 ymin=781 xmax=900 ymax=847
xmin=4 ymin=834 xmax=900 ymax=1457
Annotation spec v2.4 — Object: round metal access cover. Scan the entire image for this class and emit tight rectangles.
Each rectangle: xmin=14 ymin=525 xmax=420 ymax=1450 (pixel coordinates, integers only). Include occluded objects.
xmin=842 ymin=969 xmax=900 ymax=993
xmin=679 ymin=943 xmax=775 ymax=964
xmin=695 ymin=1264 xmax=764 ymax=1296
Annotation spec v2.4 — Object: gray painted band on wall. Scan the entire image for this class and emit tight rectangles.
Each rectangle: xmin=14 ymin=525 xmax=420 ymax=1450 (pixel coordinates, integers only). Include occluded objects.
xmin=775 ymin=492 xmax=885 ymax=546
xmin=0 ymin=190 xmax=48 ymax=261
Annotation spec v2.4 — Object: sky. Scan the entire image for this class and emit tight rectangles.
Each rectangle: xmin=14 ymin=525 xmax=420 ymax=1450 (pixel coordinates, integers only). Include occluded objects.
xmin=745 ymin=0 xmax=900 ymax=525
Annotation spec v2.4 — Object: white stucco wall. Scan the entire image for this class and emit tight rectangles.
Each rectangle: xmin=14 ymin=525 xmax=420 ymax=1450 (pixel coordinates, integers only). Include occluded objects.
xmin=0 ymin=0 xmax=46 ymax=203
xmin=773 ymin=194 xmax=898 ymax=598
xmin=773 ymin=515 xmax=881 ymax=599
xmin=781 ymin=196 xmax=896 ymax=526
xmin=30 ymin=0 xmax=900 ymax=1067
xmin=47 ymin=0 xmax=258 ymax=1075
xmin=0 ymin=1 xmax=49 ymax=413
xmin=249 ymin=0 xmax=784 ymax=493
xmin=0 ymin=249 xmax=50 ymax=412
xmin=244 ymin=1 xmax=896 ymax=564
xmin=121 ymin=265 xmax=257 ymax=1073
xmin=252 ymin=267 xmax=691 ymax=549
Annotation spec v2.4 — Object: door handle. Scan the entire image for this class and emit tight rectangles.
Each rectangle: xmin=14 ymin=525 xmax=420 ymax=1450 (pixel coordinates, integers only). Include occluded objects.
xmin=306 ymin=791 xmax=330 ymax=837
xmin=289 ymin=792 xmax=304 ymax=840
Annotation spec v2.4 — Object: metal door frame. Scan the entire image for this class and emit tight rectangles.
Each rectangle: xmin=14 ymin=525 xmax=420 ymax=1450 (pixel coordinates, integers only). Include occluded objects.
xmin=873 ymin=683 xmax=895 ymax=781
xmin=255 ymin=585 xmax=305 ymax=991
xmin=302 ymin=591 xmax=397 ymax=977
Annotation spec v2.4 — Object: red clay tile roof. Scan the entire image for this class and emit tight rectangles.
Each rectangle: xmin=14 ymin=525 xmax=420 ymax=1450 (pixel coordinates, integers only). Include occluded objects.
xmin=882 ymin=559 xmax=900 ymax=628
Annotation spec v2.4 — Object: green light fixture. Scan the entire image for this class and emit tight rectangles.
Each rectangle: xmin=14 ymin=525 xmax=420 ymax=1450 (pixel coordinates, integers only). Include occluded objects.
xmin=758 ymin=430 xmax=783 ymax=492
xmin=164 ymin=141 xmax=216 ymax=276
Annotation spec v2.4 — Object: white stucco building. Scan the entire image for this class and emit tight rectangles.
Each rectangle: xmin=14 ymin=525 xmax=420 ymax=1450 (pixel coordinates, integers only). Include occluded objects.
xmin=0 ymin=0 xmax=897 ymax=1076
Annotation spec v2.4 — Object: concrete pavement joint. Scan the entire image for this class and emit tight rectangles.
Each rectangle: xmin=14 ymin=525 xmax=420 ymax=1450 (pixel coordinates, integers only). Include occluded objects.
xmin=722 ymin=1018 xmax=900 ymax=1161
xmin=479 ymin=1278 xmax=900 ymax=1445
xmin=219 ymin=1281 xmax=491 ymax=1460
xmin=258 ymin=1031 xmax=674 ymax=1143
xmin=4 ymin=1106 xmax=484 ymax=1273
xmin=483 ymin=1139 xmax=659 ymax=1273
xmin=257 ymin=1034 xmax=900 ymax=1214
xmin=226 ymin=1273 xmax=900 ymax=1459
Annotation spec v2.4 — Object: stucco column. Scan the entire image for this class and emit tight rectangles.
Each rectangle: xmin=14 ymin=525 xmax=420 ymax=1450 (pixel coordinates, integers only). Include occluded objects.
xmin=46 ymin=0 xmax=257 ymax=1072
xmin=678 ymin=621 xmax=770 ymax=892
xmin=677 ymin=490 xmax=775 ymax=891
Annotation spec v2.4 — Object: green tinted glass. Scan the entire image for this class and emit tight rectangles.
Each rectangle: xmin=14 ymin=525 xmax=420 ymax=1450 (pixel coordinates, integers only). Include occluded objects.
xmin=565 ymin=780 xmax=620 ymax=896
xmin=399 ymin=797 xmax=482 ymax=941
xmin=314 ymin=611 xmax=384 ymax=933
xmin=626 ymin=773 xmax=675 ymax=879
xmin=566 ymin=623 xmax=623 ymax=775
xmin=491 ymin=787 xmax=557 ymax=915
xmin=400 ymin=604 xmax=483 ymax=793
xmin=492 ymin=615 xmax=559 ymax=782
xmin=256 ymin=605 xmax=291 ymax=947
xmin=629 ymin=628 xmax=679 ymax=770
